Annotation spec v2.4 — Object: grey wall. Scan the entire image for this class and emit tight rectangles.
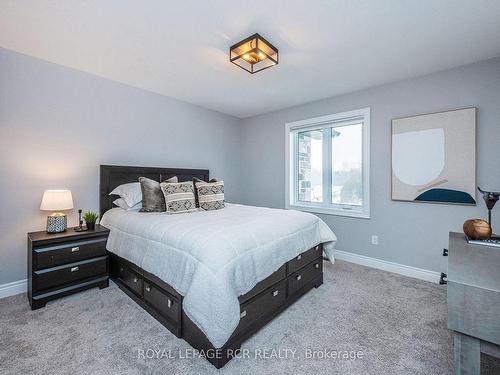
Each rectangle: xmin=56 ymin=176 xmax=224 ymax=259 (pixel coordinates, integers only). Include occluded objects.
xmin=1 ymin=47 xmax=499 ymax=286
xmin=240 ymin=57 xmax=500 ymax=273
xmin=0 ymin=48 xmax=243 ymax=285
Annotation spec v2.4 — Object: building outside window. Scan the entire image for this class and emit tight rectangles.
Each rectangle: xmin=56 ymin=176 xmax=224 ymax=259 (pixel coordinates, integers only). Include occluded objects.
xmin=285 ymin=108 xmax=370 ymax=218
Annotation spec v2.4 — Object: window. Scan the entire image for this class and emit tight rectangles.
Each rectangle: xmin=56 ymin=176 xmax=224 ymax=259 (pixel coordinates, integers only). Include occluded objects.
xmin=285 ymin=108 xmax=370 ymax=218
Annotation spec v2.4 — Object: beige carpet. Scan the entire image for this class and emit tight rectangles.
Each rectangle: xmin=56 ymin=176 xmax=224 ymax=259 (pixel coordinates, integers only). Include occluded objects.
xmin=1 ymin=260 xmax=499 ymax=374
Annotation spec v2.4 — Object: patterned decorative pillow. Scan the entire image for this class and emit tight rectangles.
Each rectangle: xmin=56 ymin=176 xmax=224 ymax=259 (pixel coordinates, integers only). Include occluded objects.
xmin=193 ymin=177 xmax=219 ymax=208
xmin=139 ymin=176 xmax=178 ymax=212
xmin=196 ymin=180 xmax=225 ymax=211
xmin=160 ymin=181 xmax=198 ymax=214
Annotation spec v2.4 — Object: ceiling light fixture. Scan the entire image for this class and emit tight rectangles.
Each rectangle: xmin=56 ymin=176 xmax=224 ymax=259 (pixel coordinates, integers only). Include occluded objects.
xmin=230 ymin=33 xmax=278 ymax=74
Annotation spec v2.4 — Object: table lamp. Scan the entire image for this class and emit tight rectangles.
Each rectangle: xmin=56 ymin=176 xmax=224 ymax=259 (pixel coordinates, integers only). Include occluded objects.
xmin=40 ymin=190 xmax=74 ymax=233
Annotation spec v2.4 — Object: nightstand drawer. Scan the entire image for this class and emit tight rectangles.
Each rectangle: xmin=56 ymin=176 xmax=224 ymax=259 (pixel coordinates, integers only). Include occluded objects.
xmin=33 ymin=256 xmax=107 ymax=291
xmin=34 ymin=237 xmax=107 ymax=269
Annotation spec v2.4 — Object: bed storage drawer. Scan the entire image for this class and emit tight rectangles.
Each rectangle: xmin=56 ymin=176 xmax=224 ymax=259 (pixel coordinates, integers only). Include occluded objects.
xmin=287 ymin=245 xmax=322 ymax=275
xmin=234 ymin=280 xmax=286 ymax=337
xmin=239 ymin=264 xmax=286 ymax=303
xmin=117 ymin=264 xmax=143 ymax=295
xmin=33 ymin=256 xmax=107 ymax=291
xmin=288 ymin=258 xmax=322 ymax=296
xmin=144 ymin=281 xmax=179 ymax=324
xmin=34 ymin=238 xmax=107 ymax=270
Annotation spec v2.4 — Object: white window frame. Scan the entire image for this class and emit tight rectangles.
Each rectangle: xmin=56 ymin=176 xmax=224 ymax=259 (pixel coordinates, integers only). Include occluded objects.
xmin=285 ymin=108 xmax=370 ymax=219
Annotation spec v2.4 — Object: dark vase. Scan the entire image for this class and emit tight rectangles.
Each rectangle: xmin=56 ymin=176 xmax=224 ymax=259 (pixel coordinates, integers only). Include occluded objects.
xmin=86 ymin=222 xmax=96 ymax=231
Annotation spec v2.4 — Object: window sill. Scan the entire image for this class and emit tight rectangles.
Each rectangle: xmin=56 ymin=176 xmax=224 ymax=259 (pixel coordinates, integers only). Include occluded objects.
xmin=287 ymin=204 xmax=370 ymax=219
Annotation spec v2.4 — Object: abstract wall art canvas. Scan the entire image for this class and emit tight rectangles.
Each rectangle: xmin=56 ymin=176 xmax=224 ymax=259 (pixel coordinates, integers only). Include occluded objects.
xmin=391 ymin=108 xmax=476 ymax=205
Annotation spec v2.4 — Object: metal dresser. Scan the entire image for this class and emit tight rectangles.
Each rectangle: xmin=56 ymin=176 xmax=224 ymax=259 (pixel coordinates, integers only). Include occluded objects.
xmin=448 ymin=232 xmax=500 ymax=374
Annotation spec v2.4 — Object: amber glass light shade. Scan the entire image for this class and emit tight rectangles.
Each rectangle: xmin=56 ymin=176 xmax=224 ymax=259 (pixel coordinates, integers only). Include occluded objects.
xmin=230 ymin=33 xmax=278 ymax=74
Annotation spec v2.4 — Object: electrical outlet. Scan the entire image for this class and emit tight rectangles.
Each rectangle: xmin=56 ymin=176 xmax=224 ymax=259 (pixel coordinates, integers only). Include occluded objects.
xmin=371 ymin=235 xmax=378 ymax=245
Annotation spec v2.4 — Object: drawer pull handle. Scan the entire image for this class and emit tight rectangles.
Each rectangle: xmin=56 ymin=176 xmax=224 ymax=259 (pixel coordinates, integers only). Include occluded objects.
xmin=120 ymin=267 xmax=124 ymax=272
xmin=167 ymin=299 xmax=172 ymax=308
xmin=296 ymin=255 xmax=302 ymax=260
xmin=133 ymin=277 xmax=138 ymax=283
xmin=71 ymin=246 xmax=80 ymax=252
xmin=296 ymin=274 xmax=302 ymax=281
xmin=240 ymin=310 xmax=247 ymax=318
xmin=70 ymin=266 xmax=79 ymax=272
xmin=315 ymin=263 xmax=320 ymax=269
xmin=272 ymin=290 xmax=279 ymax=297
xmin=145 ymin=285 xmax=151 ymax=292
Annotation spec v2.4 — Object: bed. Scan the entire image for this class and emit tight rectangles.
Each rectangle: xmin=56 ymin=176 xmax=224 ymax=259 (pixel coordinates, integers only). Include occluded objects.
xmin=99 ymin=165 xmax=336 ymax=368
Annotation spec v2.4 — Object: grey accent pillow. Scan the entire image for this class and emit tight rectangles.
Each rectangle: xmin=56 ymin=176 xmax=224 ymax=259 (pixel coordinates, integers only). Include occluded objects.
xmin=139 ymin=176 xmax=178 ymax=212
xmin=193 ymin=177 xmax=219 ymax=208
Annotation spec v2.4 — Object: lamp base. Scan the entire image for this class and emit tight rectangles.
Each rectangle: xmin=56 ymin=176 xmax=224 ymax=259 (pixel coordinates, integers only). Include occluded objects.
xmin=46 ymin=213 xmax=67 ymax=233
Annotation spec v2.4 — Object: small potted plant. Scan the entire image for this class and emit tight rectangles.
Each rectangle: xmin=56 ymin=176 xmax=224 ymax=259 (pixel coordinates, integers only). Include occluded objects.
xmin=83 ymin=211 xmax=99 ymax=231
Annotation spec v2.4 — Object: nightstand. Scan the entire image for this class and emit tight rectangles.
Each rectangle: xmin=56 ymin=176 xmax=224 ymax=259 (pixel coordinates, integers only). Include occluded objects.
xmin=27 ymin=225 xmax=110 ymax=310
xmin=448 ymin=232 xmax=500 ymax=374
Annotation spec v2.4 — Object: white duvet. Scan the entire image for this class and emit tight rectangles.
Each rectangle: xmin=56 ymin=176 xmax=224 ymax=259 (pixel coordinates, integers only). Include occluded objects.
xmin=100 ymin=203 xmax=337 ymax=348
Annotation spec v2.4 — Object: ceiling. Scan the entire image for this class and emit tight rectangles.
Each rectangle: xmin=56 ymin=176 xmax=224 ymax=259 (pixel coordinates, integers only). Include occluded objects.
xmin=1 ymin=1 xmax=500 ymax=118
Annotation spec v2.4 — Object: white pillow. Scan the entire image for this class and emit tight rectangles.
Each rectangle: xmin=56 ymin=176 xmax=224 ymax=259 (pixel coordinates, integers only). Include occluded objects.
xmin=113 ymin=198 xmax=142 ymax=211
xmin=109 ymin=182 xmax=142 ymax=207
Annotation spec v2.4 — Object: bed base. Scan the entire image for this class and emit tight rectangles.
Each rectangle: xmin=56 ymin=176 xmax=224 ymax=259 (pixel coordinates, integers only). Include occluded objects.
xmin=109 ymin=244 xmax=324 ymax=368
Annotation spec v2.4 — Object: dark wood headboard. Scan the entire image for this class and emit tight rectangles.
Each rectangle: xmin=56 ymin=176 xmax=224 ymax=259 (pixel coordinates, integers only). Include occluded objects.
xmin=99 ymin=165 xmax=209 ymax=216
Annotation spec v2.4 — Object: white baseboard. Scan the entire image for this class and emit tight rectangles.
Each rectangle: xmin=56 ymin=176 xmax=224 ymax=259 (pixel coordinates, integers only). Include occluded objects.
xmin=334 ymin=250 xmax=441 ymax=284
xmin=0 ymin=279 xmax=27 ymax=299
